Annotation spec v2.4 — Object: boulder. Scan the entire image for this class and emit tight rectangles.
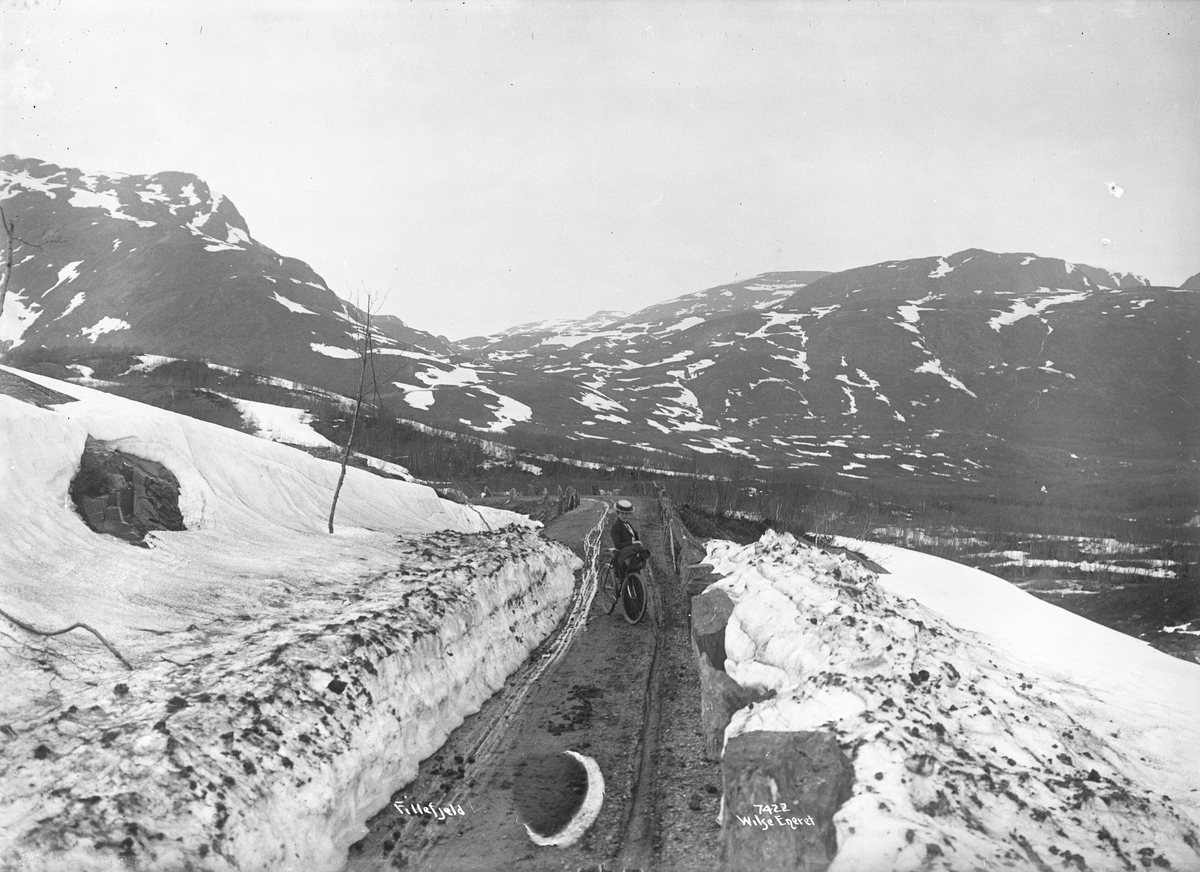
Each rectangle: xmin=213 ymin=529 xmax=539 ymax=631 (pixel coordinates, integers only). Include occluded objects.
xmin=721 ymin=731 xmax=853 ymax=872
xmin=698 ymin=659 xmax=773 ymax=761
xmin=559 ymin=486 xmax=580 ymax=514
xmin=692 ymin=586 xmax=735 ymax=669
xmin=69 ymin=437 xmax=185 ymax=546
xmin=692 ymin=588 xmax=773 ymax=760
xmin=435 ymin=487 xmax=471 ymax=505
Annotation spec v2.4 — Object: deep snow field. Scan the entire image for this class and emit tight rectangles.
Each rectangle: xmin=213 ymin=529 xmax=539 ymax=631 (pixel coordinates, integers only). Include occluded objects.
xmin=0 ymin=367 xmax=580 ymax=871
xmin=707 ymin=531 xmax=1200 ymax=871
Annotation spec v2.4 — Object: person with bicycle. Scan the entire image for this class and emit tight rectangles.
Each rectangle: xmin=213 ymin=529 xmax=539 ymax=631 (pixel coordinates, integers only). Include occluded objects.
xmin=611 ymin=499 xmax=650 ymax=581
xmin=601 ymin=499 xmax=651 ymax=623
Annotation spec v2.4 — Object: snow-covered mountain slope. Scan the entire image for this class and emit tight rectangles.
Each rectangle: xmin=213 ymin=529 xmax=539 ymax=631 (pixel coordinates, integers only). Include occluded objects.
xmin=5 ymin=155 xmax=1195 ymax=497
xmin=706 ymin=531 xmax=1200 ymax=871
xmin=457 ymin=270 xmax=832 ymax=352
xmin=0 ymin=155 xmax=449 ymax=395
xmin=0 ymin=366 xmax=581 ymax=872
xmin=457 ymin=249 xmax=1198 ymax=494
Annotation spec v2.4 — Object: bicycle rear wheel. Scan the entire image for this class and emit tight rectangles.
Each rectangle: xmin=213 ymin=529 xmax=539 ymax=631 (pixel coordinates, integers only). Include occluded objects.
xmin=598 ymin=563 xmax=619 ymax=614
xmin=621 ymin=571 xmax=647 ymax=624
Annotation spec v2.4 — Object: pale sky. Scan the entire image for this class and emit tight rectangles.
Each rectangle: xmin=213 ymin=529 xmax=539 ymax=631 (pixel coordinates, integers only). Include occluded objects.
xmin=3 ymin=0 xmax=1198 ymax=339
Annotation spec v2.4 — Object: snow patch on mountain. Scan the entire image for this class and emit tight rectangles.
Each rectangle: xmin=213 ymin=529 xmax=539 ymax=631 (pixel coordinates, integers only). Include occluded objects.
xmin=988 ymin=290 xmax=1090 ymax=332
xmin=895 ymin=294 xmax=939 ymax=336
xmin=0 ymin=291 xmax=41 ymax=348
xmin=1 ymin=166 xmax=68 ymax=195
xmin=123 ymin=353 xmax=180 ymax=374
xmin=748 ymin=311 xmax=808 ymax=339
xmin=928 ymin=257 xmax=952 ymax=279
xmin=401 ymin=387 xmax=436 ymax=410
xmin=662 ymin=315 xmax=706 ymax=334
xmin=310 ymin=343 xmax=358 ymax=359
xmin=228 ymin=396 xmax=338 ymax=449
xmin=68 ymin=187 xmax=155 ymax=228
xmin=475 ymin=388 xmax=533 ymax=432
xmin=272 ymin=292 xmax=317 ymax=315
xmin=56 ymin=292 xmax=86 ymax=320
xmin=915 ymin=358 xmax=977 ymax=397
xmin=771 ymin=349 xmax=811 ymax=379
xmin=46 ymin=260 xmax=84 ymax=294
xmin=575 ymin=390 xmax=627 ymax=413
xmin=80 ymin=316 xmax=131 ymax=343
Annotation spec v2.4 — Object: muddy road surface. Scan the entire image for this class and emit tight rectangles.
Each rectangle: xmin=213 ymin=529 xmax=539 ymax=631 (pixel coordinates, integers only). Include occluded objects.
xmin=342 ymin=496 xmax=723 ymax=872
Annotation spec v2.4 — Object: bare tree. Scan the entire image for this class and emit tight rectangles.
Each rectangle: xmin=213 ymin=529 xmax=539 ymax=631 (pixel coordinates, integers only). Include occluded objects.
xmin=0 ymin=206 xmax=60 ymax=359
xmin=328 ymin=291 xmax=384 ymax=534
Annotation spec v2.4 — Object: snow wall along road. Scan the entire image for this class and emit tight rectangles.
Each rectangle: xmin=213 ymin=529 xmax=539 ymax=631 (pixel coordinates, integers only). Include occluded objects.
xmin=0 ymin=367 xmax=582 ymax=872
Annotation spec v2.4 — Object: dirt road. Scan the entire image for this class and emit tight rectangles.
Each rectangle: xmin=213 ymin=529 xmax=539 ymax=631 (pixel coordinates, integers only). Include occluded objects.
xmin=342 ymin=496 xmax=722 ymax=872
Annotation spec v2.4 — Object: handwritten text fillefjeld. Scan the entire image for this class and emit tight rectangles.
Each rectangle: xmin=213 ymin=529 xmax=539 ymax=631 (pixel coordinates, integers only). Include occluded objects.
xmin=392 ymin=797 xmax=468 ymax=822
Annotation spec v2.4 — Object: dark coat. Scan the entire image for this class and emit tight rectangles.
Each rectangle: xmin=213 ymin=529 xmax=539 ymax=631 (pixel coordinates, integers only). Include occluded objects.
xmin=611 ymin=517 xmax=639 ymax=551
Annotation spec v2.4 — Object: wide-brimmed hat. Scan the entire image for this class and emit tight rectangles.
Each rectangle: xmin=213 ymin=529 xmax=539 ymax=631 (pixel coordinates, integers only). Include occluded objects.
xmin=615 ymin=499 xmax=634 ymax=514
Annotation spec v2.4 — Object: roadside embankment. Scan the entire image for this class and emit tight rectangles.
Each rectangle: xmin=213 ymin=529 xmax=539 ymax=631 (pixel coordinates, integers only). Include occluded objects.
xmin=0 ymin=370 xmax=582 ymax=872
xmin=661 ymin=498 xmax=1200 ymax=871
xmin=659 ymin=496 xmax=853 ymax=872
xmin=703 ymin=529 xmax=1200 ymax=872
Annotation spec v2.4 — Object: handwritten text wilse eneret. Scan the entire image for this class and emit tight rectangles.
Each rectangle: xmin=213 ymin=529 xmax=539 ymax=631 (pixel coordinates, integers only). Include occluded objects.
xmin=736 ymin=803 xmax=816 ymax=831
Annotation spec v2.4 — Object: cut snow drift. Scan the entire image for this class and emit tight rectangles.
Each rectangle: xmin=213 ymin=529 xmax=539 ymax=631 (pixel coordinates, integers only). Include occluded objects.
xmin=705 ymin=531 xmax=1200 ymax=872
xmin=0 ymin=367 xmax=581 ymax=872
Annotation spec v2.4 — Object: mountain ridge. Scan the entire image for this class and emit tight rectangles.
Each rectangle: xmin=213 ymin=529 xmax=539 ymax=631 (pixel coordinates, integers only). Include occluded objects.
xmin=3 ymin=155 xmax=1196 ymax=515
xmin=0 ymin=154 xmax=451 ymax=394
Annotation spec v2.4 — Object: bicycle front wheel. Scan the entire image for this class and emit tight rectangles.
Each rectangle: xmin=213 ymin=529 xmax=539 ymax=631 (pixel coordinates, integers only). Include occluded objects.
xmin=621 ymin=571 xmax=647 ymax=624
xmin=599 ymin=563 xmax=619 ymax=614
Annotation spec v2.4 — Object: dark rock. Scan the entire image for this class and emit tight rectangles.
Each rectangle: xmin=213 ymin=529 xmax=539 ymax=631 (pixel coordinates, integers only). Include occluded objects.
xmin=70 ymin=437 xmax=184 ymax=545
xmin=435 ymin=487 xmax=471 ymax=505
xmin=692 ymin=588 xmax=736 ymax=670
xmin=721 ymin=731 xmax=853 ymax=872
xmin=697 ymin=659 xmax=773 ymax=761
xmin=559 ymin=486 xmax=580 ymax=514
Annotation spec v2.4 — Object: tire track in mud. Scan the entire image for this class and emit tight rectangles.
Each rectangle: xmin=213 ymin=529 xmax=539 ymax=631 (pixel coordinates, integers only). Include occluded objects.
xmin=436 ymin=502 xmax=612 ymax=800
xmin=614 ymin=526 xmax=665 ymax=871
xmin=343 ymin=500 xmax=612 ymax=872
xmin=344 ymin=496 xmax=699 ymax=872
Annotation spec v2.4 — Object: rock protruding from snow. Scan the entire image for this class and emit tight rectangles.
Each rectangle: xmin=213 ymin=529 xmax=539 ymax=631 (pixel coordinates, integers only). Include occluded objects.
xmin=692 ymin=588 xmax=773 ymax=760
xmin=69 ymin=436 xmax=185 ymax=544
xmin=721 ymin=730 xmax=853 ymax=872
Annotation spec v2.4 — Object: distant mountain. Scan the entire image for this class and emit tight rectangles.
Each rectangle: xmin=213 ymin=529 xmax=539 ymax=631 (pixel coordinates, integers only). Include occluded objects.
xmin=458 ymin=271 xmax=832 ymax=352
xmin=4 ymin=155 xmax=1196 ymax=505
xmin=453 ymin=249 xmax=1197 ymax=499
xmin=0 ymin=155 xmax=449 ymax=395
xmin=1182 ymin=271 xmax=1200 ymax=290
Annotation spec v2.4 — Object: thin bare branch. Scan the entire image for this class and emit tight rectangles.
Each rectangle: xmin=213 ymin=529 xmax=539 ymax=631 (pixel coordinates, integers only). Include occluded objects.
xmin=0 ymin=607 xmax=134 ymax=670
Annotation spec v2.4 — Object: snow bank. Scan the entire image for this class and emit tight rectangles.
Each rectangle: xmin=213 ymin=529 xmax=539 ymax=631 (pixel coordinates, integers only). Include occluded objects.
xmin=0 ymin=367 xmax=581 ymax=871
xmin=705 ymin=531 xmax=1200 ymax=872
xmin=225 ymin=395 xmax=338 ymax=449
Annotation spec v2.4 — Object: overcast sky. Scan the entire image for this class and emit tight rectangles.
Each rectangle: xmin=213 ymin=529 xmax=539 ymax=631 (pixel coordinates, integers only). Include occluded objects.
xmin=3 ymin=0 xmax=1197 ymax=339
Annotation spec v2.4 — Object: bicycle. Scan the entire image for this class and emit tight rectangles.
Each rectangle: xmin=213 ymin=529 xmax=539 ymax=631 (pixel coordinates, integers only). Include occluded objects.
xmin=598 ymin=547 xmax=648 ymax=624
